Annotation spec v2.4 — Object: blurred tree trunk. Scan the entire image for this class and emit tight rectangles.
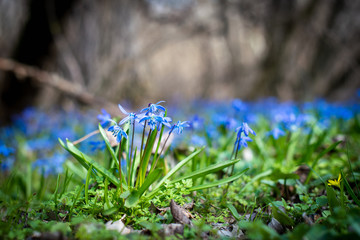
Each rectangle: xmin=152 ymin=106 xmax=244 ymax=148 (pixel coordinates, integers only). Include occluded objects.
xmin=1 ymin=0 xmax=359 ymax=123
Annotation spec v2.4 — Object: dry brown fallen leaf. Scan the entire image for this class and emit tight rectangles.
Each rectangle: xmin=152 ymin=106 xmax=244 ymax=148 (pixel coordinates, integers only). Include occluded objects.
xmin=170 ymin=199 xmax=193 ymax=225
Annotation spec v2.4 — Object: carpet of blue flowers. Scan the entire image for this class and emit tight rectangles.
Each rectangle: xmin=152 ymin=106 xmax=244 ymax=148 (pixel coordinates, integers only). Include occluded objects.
xmin=1 ymin=97 xmax=360 ymax=239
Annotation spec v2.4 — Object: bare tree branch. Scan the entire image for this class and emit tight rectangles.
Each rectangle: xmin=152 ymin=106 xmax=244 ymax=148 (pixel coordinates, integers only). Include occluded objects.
xmin=0 ymin=57 xmax=119 ymax=115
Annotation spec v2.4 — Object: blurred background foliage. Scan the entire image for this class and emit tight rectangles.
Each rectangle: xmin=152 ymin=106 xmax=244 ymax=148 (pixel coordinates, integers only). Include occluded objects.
xmin=0 ymin=0 xmax=360 ymax=123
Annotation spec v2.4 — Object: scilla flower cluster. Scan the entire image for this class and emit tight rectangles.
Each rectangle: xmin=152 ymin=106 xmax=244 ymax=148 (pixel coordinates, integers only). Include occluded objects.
xmin=100 ymin=101 xmax=189 ymax=144
xmin=232 ymin=122 xmax=256 ymax=159
xmin=98 ymin=101 xmax=189 ymax=170
xmin=96 ymin=101 xmax=190 ymax=192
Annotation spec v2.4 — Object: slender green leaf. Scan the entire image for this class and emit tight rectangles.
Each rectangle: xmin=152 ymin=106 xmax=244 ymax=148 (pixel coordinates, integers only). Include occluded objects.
xmin=60 ymin=139 xmax=89 ymax=170
xmin=306 ymin=140 xmax=342 ymax=184
xmin=65 ymin=161 xmax=87 ymax=180
xmin=130 ymin=147 xmax=137 ymax=188
xmin=125 ymin=168 xmax=163 ymax=208
xmin=69 ymin=185 xmax=84 ymax=221
xmin=152 ymin=113 xmax=166 ymax=169
xmin=61 ymin=139 xmax=127 ymax=190
xmin=146 ymin=147 xmax=204 ymax=199
xmin=326 ymin=185 xmax=340 ymax=213
xmin=270 ymin=169 xmax=299 ymax=181
xmin=98 ymin=124 xmax=119 ymax=169
xmin=189 ymin=168 xmax=248 ymax=191
xmin=60 ymin=169 xmax=73 ymax=198
xmin=103 ymin=206 xmax=119 ymax=216
xmin=139 ymin=129 xmax=158 ymax=185
xmin=271 ymin=202 xmax=294 ymax=226
xmin=239 ymin=169 xmax=272 ymax=194
xmin=227 ymin=203 xmax=241 ymax=221
xmin=170 ymin=158 xmax=242 ymax=184
xmin=312 ymin=140 xmax=342 ymax=167
xmin=85 ymin=165 xmax=93 ymax=205
xmin=104 ymin=177 xmax=110 ymax=209
xmin=53 ymin=174 xmax=61 ymax=211
xmin=341 ymin=170 xmax=360 ymax=206
xmin=120 ymin=190 xmax=131 ymax=199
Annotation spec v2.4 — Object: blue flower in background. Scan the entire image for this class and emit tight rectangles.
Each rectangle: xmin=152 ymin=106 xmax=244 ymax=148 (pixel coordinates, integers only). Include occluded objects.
xmin=32 ymin=153 xmax=66 ymax=177
xmin=27 ymin=137 xmax=56 ymax=152
xmin=226 ymin=117 xmax=238 ymax=130
xmin=190 ymin=135 xmax=206 ymax=146
xmin=267 ymin=127 xmax=286 ymax=139
xmin=206 ymin=125 xmax=220 ymax=142
xmin=1 ymin=157 xmax=15 ymax=171
xmin=97 ymin=109 xmax=111 ymax=127
xmin=189 ymin=115 xmax=204 ymax=130
xmin=232 ymin=99 xmax=248 ymax=112
xmin=0 ymin=143 xmax=14 ymax=157
xmin=171 ymin=120 xmax=190 ymax=134
xmin=88 ymin=140 xmax=106 ymax=152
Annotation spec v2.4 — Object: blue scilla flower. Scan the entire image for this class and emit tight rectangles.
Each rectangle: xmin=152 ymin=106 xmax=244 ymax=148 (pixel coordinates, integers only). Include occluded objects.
xmin=236 ymin=136 xmax=253 ymax=150
xmin=0 ymin=143 xmax=14 ymax=157
xmin=139 ymin=115 xmax=157 ymax=130
xmin=88 ymin=140 xmax=106 ymax=152
xmin=157 ymin=112 xmax=172 ymax=128
xmin=97 ymin=109 xmax=111 ymax=127
xmin=141 ymin=101 xmax=166 ymax=115
xmin=236 ymin=122 xmax=256 ymax=137
xmin=189 ymin=115 xmax=204 ymax=130
xmin=232 ymin=99 xmax=248 ymax=112
xmin=32 ymin=153 xmax=66 ymax=177
xmin=139 ymin=113 xmax=172 ymax=130
xmin=226 ymin=117 xmax=238 ymax=130
xmin=118 ymin=104 xmax=139 ymax=125
xmin=267 ymin=127 xmax=286 ymax=139
xmin=171 ymin=120 xmax=190 ymax=134
xmin=190 ymin=135 xmax=206 ymax=146
xmin=108 ymin=122 xmax=128 ymax=143
xmin=27 ymin=137 xmax=56 ymax=152
xmin=1 ymin=156 xmax=15 ymax=171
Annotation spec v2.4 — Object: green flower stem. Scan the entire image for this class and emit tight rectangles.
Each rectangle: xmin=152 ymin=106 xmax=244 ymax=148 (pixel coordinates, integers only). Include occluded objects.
xmin=119 ymin=140 xmax=123 ymax=194
xmin=128 ymin=122 xmax=135 ymax=185
xmin=139 ymin=120 xmax=147 ymax=160
xmin=340 ymin=180 xmax=345 ymax=209
xmin=136 ymin=128 xmax=153 ymax=188
xmin=152 ymin=125 xmax=165 ymax=167
xmin=151 ymin=129 xmax=172 ymax=172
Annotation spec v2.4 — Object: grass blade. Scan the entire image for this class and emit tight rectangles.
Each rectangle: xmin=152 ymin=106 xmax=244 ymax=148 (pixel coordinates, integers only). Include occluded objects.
xmin=139 ymin=129 xmax=158 ymax=185
xmin=227 ymin=203 xmax=241 ymax=221
xmin=305 ymin=140 xmax=342 ymax=184
xmin=98 ymin=124 xmax=119 ymax=170
xmin=189 ymin=168 xmax=248 ymax=191
xmin=65 ymin=161 xmax=87 ymax=180
xmin=61 ymin=139 xmax=127 ymax=189
xmin=85 ymin=165 xmax=93 ymax=205
xmin=341 ymin=170 xmax=360 ymax=206
xmin=170 ymin=158 xmax=242 ymax=184
xmin=146 ymin=147 xmax=204 ymax=199
xmin=326 ymin=185 xmax=340 ymax=214
xmin=125 ymin=168 xmax=163 ymax=208
xmin=69 ymin=185 xmax=84 ymax=221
